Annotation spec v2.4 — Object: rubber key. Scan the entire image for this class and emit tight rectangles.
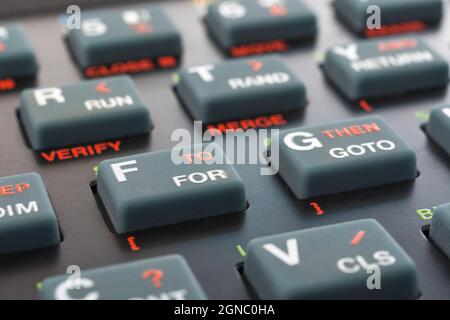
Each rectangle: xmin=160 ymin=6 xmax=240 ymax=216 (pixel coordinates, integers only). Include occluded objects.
xmin=334 ymin=0 xmax=443 ymax=37
xmin=274 ymin=115 xmax=417 ymax=199
xmin=0 ymin=24 xmax=38 ymax=90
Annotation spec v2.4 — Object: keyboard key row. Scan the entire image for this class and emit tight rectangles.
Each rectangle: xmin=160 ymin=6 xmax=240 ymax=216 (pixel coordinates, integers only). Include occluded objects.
xmin=39 ymin=219 xmax=419 ymax=300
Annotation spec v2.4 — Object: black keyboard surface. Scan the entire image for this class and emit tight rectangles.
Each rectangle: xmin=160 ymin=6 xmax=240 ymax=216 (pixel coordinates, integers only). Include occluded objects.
xmin=1 ymin=0 xmax=450 ymax=299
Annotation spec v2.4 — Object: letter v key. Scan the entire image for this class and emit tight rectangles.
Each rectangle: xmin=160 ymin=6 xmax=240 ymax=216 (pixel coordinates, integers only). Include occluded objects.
xmin=263 ymin=239 xmax=300 ymax=266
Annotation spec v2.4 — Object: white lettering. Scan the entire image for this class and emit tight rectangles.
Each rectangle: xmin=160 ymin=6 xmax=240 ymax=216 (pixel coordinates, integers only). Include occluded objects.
xmin=34 ymin=88 xmax=65 ymax=106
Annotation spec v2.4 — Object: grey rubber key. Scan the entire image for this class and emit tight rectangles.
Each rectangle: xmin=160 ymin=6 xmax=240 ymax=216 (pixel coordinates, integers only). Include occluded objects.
xmin=244 ymin=219 xmax=419 ymax=300
xmin=0 ymin=24 xmax=38 ymax=80
xmin=176 ymin=55 xmax=307 ymax=123
xmin=66 ymin=6 xmax=181 ymax=75
xmin=426 ymin=105 xmax=450 ymax=156
xmin=274 ymin=115 xmax=417 ymax=199
xmin=19 ymin=76 xmax=152 ymax=150
xmin=205 ymin=0 xmax=316 ymax=53
xmin=429 ymin=203 xmax=450 ymax=259
xmin=334 ymin=0 xmax=443 ymax=36
xmin=323 ymin=37 xmax=449 ymax=101
xmin=39 ymin=255 xmax=207 ymax=300
xmin=0 ymin=172 xmax=60 ymax=254
xmin=97 ymin=143 xmax=247 ymax=233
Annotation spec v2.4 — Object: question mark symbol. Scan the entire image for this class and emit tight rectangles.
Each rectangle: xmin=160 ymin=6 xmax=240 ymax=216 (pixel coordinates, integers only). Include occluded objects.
xmin=142 ymin=269 xmax=164 ymax=288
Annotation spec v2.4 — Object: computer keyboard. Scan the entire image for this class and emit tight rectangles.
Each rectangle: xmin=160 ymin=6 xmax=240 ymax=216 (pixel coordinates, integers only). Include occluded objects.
xmin=1 ymin=0 xmax=450 ymax=301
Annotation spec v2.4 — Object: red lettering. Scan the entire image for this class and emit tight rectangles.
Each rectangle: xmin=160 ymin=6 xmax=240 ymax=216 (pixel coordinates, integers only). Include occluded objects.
xmin=86 ymin=145 xmax=96 ymax=155
xmin=227 ymin=122 xmax=240 ymax=130
xmin=254 ymin=117 xmax=271 ymax=128
xmin=183 ymin=152 xmax=214 ymax=164
xmin=206 ymin=126 xmax=224 ymax=136
xmin=378 ymin=38 xmax=417 ymax=52
xmin=57 ymin=149 xmax=72 ymax=160
xmin=349 ymin=125 xmax=365 ymax=136
xmin=72 ymin=147 xmax=88 ymax=158
xmin=334 ymin=127 xmax=352 ymax=138
xmin=127 ymin=236 xmax=141 ymax=251
xmin=269 ymin=5 xmax=287 ymax=17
